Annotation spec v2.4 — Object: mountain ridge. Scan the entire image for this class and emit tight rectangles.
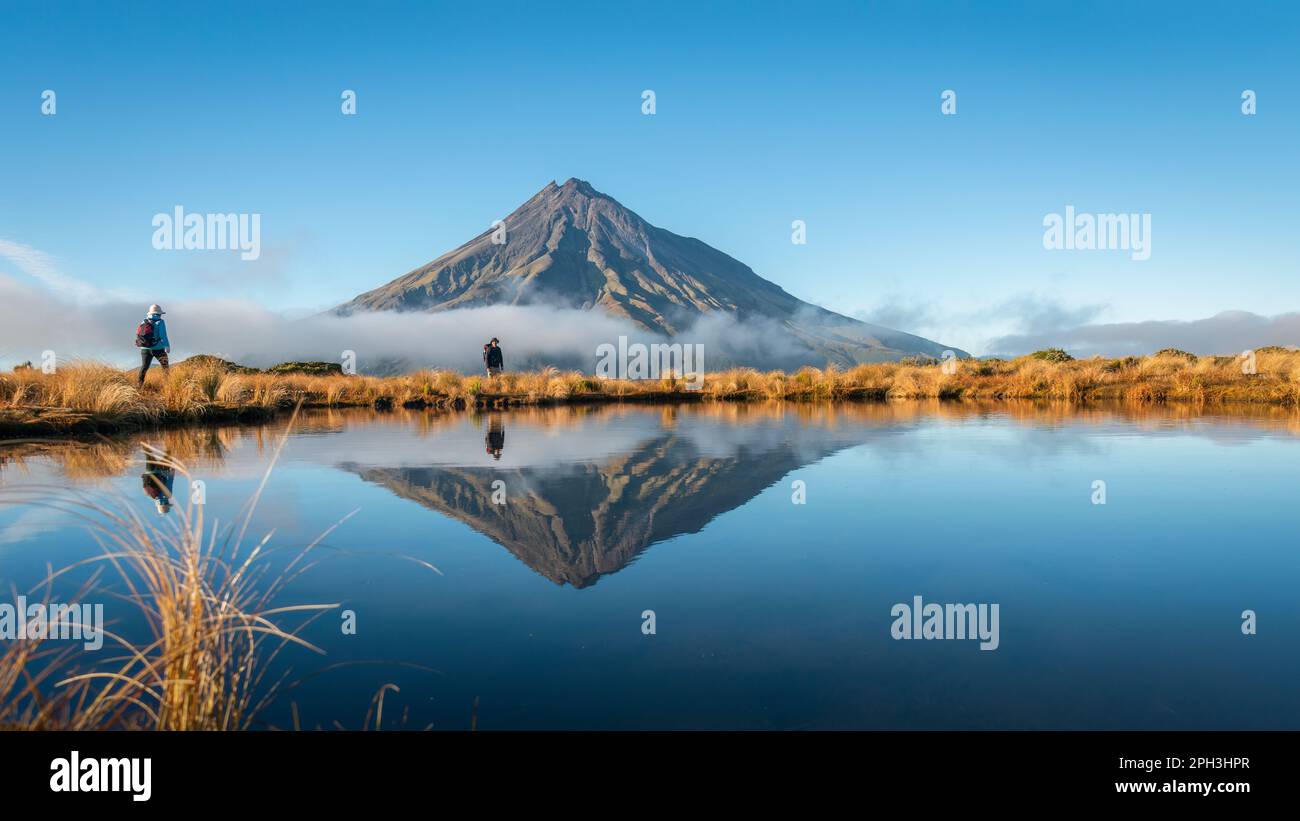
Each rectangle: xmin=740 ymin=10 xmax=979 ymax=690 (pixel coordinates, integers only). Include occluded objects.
xmin=338 ymin=178 xmax=967 ymax=366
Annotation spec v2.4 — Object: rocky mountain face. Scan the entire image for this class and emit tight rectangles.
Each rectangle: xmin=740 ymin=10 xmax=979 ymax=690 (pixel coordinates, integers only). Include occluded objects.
xmin=339 ymin=178 xmax=965 ymax=365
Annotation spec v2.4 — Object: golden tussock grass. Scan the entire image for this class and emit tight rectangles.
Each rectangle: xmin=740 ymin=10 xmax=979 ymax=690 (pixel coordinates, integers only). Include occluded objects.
xmin=0 ymin=409 xmax=356 ymax=730
xmin=3 ymin=348 xmax=1300 ymax=438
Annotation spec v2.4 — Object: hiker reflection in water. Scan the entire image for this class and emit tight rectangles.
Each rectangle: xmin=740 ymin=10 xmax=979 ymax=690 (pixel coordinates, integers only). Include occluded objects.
xmin=484 ymin=415 xmax=505 ymax=460
xmin=141 ymin=447 xmax=176 ymax=515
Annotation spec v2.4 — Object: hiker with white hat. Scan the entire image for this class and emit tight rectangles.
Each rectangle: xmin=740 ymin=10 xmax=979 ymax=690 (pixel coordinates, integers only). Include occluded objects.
xmin=135 ymin=304 xmax=171 ymax=386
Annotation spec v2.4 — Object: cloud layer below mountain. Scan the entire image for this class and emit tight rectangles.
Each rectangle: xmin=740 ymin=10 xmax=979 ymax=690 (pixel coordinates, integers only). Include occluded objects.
xmin=859 ymin=292 xmax=1299 ymax=357
xmin=0 ymin=270 xmax=816 ymax=373
xmin=986 ymin=310 xmax=1300 ymax=357
xmin=6 ymin=239 xmax=1295 ymax=368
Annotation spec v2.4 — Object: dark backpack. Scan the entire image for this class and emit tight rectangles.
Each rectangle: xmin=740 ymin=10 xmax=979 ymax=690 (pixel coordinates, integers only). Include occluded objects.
xmin=136 ymin=319 xmax=157 ymax=348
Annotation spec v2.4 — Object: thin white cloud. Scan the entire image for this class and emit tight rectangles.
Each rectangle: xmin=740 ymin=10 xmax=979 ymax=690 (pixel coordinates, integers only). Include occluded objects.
xmin=0 ymin=239 xmax=93 ymax=298
xmin=0 ymin=238 xmax=140 ymax=304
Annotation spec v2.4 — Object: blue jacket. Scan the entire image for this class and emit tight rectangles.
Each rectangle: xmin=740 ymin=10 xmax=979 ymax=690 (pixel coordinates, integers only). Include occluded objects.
xmin=139 ymin=313 xmax=170 ymax=350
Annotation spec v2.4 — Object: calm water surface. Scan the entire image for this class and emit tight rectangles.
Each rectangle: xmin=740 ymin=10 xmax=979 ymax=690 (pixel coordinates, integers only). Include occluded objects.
xmin=1 ymin=401 xmax=1297 ymax=729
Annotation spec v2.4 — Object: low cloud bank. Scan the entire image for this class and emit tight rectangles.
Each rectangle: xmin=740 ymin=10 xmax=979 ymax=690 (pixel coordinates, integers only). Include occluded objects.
xmin=0 ymin=273 xmax=815 ymax=373
xmin=858 ymin=290 xmax=1300 ymax=358
xmin=857 ymin=293 xmax=1109 ymax=356
xmin=988 ymin=310 xmax=1300 ymax=358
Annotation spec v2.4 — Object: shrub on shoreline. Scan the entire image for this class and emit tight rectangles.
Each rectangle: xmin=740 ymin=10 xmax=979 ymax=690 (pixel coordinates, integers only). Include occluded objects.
xmin=1030 ymin=348 xmax=1074 ymax=363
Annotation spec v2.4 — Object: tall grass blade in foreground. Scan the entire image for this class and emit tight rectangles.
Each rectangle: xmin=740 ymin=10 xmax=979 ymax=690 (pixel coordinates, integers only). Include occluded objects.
xmin=0 ymin=405 xmax=343 ymax=730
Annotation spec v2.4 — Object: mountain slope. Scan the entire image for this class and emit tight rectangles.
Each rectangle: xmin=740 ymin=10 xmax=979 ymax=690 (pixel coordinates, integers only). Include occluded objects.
xmin=338 ymin=178 xmax=965 ymax=365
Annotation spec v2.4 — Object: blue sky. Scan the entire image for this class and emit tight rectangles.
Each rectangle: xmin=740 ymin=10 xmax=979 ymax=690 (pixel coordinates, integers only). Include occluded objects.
xmin=2 ymin=0 xmax=1298 ymax=355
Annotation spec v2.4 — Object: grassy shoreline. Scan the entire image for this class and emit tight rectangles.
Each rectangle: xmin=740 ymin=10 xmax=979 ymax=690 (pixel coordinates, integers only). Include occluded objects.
xmin=3 ymin=348 xmax=1299 ymax=438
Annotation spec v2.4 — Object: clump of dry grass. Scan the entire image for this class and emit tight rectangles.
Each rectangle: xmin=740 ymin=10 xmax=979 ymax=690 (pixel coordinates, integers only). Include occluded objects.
xmin=0 ymin=409 xmax=341 ymax=730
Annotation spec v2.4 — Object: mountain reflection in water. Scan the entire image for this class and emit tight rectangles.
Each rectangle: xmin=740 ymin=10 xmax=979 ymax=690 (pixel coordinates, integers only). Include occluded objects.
xmin=5 ymin=400 xmax=1297 ymax=593
xmin=346 ymin=410 xmax=880 ymax=587
xmin=4 ymin=400 xmax=1300 ymax=729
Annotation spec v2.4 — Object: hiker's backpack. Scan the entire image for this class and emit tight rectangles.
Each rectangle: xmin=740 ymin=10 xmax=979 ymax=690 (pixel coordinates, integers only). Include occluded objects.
xmin=135 ymin=318 xmax=157 ymax=348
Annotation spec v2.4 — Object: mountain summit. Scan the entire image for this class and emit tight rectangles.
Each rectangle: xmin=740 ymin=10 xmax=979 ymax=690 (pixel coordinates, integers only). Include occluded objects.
xmin=338 ymin=179 xmax=965 ymax=365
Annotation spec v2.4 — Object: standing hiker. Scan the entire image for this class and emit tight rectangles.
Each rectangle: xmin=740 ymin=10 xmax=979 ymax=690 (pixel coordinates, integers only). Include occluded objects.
xmin=483 ymin=337 xmax=504 ymax=377
xmin=136 ymin=304 xmax=171 ymax=386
